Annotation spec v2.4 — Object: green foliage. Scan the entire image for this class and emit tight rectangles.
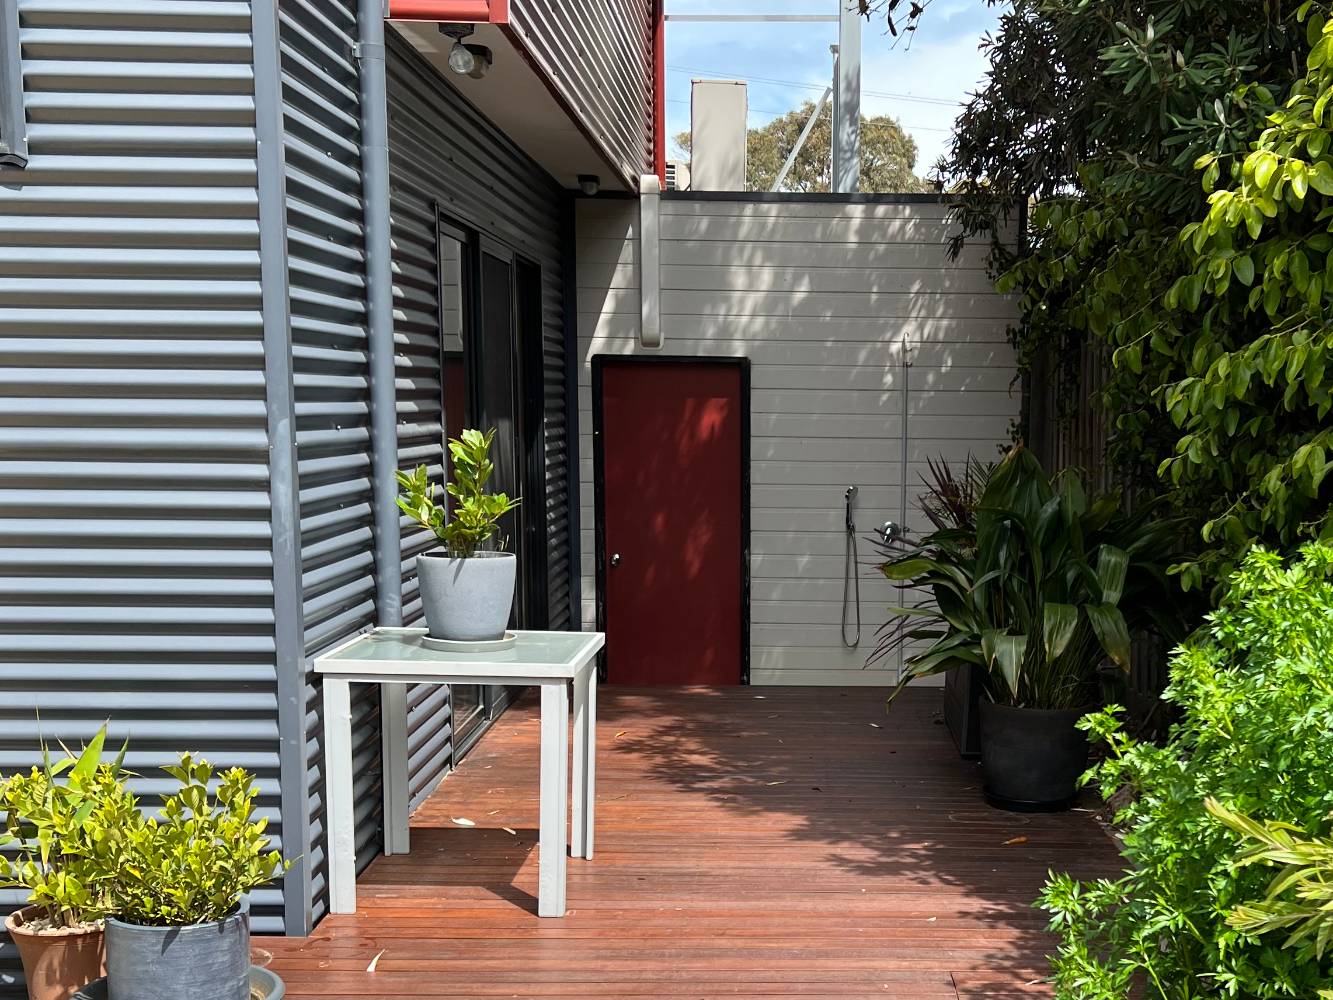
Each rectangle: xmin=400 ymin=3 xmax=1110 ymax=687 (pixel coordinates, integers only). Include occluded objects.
xmin=877 ymin=447 xmax=1191 ymax=709
xmin=674 ymin=101 xmax=929 ymax=193
xmin=1039 ymin=544 xmax=1333 ymax=999
xmin=938 ymin=1 xmax=1319 ymax=587
xmin=0 ymin=727 xmax=132 ymax=927
xmin=1164 ymin=3 xmax=1333 ymax=581
xmin=1206 ymin=799 xmax=1333 ymax=978
xmin=104 ymin=754 xmax=287 ymax=927
xmin=397 ymin=427 xmax=519 ymax=559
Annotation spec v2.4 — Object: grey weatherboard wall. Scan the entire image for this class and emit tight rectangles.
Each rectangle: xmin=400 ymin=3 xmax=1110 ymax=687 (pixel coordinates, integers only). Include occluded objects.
xmin=385 ymin=25 xmax=578 ymax=807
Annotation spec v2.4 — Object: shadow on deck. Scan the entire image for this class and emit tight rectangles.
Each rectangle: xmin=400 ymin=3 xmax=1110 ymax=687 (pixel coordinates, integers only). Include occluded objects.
xmin=265 ymin=686 xmax=1121 ymax=998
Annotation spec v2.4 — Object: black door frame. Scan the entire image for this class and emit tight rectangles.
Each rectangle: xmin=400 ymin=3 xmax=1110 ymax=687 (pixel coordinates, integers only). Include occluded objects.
xmin=590 ymin=354 xmax=752 ymax=685
xmin=435 ymin=209 xmax=551 ymax=753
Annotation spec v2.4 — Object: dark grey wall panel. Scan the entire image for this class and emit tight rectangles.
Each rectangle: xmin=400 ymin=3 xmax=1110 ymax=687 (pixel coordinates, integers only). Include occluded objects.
xmin=508 ymin=0 xmax=654 ymax=187
xmin=276 ymin=0 xmax=383 ymax=926
xmin=386 ymin=27 xmax=575 ymax=803
xmin=0 ymin=1 xmax=280 ymax=993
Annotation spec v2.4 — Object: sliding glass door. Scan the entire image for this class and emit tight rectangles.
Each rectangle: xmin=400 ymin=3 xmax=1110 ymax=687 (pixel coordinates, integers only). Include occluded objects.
xmin=437 ymin=219 xmax=546 ymax=756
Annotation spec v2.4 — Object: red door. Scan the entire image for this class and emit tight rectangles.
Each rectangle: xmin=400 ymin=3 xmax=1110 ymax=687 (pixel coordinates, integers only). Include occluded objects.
xmin=598 ymin=361 xmax=745 ymax=685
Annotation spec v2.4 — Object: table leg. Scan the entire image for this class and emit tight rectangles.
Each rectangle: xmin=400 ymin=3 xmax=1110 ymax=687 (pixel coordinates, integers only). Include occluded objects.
xmin=324 ymin=677 xmax=357 ymax=914
xmin=571 ymin=666 xmax=597 ymax=860
xmin=538 ymin=681 xmax=570 ymax=917
xmin=380 ymin=682 xmax=411 ymax=855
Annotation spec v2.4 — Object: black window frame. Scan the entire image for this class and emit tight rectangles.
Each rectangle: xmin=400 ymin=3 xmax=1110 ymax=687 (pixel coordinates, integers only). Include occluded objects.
xmin=0 ymin=0 xmax=26 ymax=168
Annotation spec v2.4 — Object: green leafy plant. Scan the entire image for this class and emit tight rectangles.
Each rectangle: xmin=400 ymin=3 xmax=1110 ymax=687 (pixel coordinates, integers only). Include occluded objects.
xmin=919 ymin=0 xmax=1324 ymax=588
xmin=0 ymin=726 xmax=132 ymax=928
xmin=1206 ymin=798 xmax=1333 ymax=981
xmin=877 ymin=447 xmax=1191 ymax=709
xmin=1039 ymin=543 xmax=1333 ymax=999
xmin=397 ymin=427 xmax=519 ymax=558
xmin=104 ymin=754 xmax=287 ymax=926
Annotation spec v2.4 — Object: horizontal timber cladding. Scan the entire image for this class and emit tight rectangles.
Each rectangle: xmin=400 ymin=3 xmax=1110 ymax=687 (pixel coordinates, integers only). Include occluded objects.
xmin=576 ymin=196 xmax=1020 ymax=687
xmin=276 ymin=0 xmax=382 ymax=927
xmin=506 ymin=0 xmax=654 ymax=188
xmin=385 ymin=28 xmax=576 ymax=803
xmin=0 ymin=0 xmax=284 ymax=991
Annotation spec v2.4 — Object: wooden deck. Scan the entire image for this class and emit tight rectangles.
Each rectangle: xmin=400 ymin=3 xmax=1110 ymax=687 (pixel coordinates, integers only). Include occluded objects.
xmin=265 ymin=686 xmax=1121 ymax=999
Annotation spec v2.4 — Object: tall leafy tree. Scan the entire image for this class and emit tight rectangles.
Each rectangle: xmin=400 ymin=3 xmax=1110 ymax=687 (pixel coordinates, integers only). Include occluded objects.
xmin=899 ymin=0 xmax=1321 ymax=585
xmin=675 ymin=101 xmax=929 ymax=193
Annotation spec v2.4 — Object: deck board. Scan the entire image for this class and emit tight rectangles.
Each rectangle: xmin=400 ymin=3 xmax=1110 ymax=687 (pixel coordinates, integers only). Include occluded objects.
xmin=264 ymin=686 xmax=1121 ymax=998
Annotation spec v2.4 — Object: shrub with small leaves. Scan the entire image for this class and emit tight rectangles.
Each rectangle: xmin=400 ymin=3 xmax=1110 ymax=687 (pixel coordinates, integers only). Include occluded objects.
xmin=1038 ymin=544 xmax=1333 ymax=999
xmin=105 ymin=755 xmax=287 ymax=927
xmin=0 ymin=727 xmax=134 ymax=927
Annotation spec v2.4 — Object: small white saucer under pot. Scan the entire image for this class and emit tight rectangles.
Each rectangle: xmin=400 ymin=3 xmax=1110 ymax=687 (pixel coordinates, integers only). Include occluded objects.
xmin=420 ymin=631 xmax=518 ymax=653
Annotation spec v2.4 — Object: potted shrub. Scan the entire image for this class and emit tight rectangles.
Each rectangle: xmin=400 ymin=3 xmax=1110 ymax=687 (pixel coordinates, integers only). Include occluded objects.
xmin=871 ymin=456 xmax=992 ymax=757
xmin=99 ymin=754 xmax=287 ymax=1000
xmin=0 ymin=729 xmax=125 ymax=1000
xmin=879 ymin=446 xmax=1190 ymax=810
xmin=398 ymin=427 xmax=520 ymax=641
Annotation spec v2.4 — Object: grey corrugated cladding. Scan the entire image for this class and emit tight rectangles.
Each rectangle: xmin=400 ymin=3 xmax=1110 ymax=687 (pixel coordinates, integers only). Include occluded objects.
xmin=0 ymin=0 xmax=290 ymax=991
xmin=0 ymin=3 xmax=581 ymax=990
xmin=507 ymin=0 xmax=654 ymax=186
xmin=385 ymin=27 xmax=577 ymax=804
xmin=276 ymin=0 xmax=387 ymax=924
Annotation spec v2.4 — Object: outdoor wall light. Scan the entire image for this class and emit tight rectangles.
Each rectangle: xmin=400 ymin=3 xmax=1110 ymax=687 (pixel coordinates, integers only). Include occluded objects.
xmin=439 ymin=23 xmax=492 ymax=80
xmin=578 ymin=174 xmax=601 ymax=196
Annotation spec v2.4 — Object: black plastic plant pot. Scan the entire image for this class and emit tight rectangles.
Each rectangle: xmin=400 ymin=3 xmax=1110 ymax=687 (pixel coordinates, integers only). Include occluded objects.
xmin=979 ymin=701 xmax=1091 ymax=811
xmin=105 ymin=907 xmax=251 ymax=1000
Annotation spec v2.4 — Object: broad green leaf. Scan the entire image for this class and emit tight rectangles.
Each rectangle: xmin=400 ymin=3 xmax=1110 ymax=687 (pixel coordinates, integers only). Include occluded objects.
xmin=1042 ymin=602 xmax=1080 ymax=662
xmin=1085 ymin=602 xmax=1131 ymax=669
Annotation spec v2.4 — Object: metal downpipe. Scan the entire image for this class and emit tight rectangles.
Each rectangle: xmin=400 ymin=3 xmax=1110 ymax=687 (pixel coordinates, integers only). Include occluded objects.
xmin=357 ymin=0 xmax=401 ymax=629
xmin=358 ymin=0 xmax=411 ymax=855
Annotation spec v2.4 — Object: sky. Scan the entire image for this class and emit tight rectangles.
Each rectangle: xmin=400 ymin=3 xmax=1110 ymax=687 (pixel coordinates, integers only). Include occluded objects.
xmin=664 ymin=0 xmax=1001 ymax=182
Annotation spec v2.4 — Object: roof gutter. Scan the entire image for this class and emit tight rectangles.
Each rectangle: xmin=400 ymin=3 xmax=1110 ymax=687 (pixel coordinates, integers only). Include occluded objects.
xmin=387 ymin=0 xmax=507 ymax=21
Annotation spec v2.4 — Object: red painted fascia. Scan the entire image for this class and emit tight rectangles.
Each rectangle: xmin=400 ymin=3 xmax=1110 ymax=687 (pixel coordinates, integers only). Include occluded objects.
xmin=652 ymin=0 xmax=666 ymax=184
xmin=386 ymin=0 xmax=507 ymax=22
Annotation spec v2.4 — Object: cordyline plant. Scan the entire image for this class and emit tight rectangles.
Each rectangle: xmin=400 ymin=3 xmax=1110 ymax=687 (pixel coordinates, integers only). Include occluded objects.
xmin=0 ymin=726 xmax=131 ymax=928
xmin=397 ymin=428 xmax=519 ymax=558
xmin=876 ymin=447 xmax=1192 ymax=709
xmin=1040 ymin=544 xmax=1333 ymax=999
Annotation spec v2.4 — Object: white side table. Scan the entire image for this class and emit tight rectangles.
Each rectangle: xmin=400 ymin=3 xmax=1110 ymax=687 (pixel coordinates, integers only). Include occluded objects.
xmin=314 ymin=627 xmax=604 ymax=918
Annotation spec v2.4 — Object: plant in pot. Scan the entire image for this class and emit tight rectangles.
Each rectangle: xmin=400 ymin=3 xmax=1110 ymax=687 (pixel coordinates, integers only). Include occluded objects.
xmin=0 ymin=728 xmax=126 ymax=1000
xmin=871 ymin=456 xmax=993 ymax=757
xmin=879 ymin=446 xmax=1191 ymax=810
xmin=398 ymin=427 xmax=520 ymax=642
xmin=97 ymin=754 xmax=287 ymax=1000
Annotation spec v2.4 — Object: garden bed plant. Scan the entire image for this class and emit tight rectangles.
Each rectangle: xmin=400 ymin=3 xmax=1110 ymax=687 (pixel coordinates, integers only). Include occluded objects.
xmin=1040 ymin=544 xmax=1333 ymax=998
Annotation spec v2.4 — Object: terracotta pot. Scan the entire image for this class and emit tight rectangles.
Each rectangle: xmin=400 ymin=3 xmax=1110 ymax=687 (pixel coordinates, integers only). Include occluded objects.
xmin=4 ymin=905 xmax=106 ymax=1000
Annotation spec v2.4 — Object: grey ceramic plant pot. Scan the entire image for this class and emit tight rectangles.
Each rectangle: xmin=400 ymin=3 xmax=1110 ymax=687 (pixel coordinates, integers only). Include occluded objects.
xmin=105 ymin=907 xmax=249 ymax=1000
xmin=417 ymin=550 xmax=517 ymax=641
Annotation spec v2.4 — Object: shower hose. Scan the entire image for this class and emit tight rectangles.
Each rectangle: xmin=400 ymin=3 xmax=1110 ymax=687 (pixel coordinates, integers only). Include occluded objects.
xmin=841 ymin=505 xmax=861 ymax=649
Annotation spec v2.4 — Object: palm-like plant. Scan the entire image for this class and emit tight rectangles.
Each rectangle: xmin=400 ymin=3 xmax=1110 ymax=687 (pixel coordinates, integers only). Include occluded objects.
xmin=876 ymin=447 xmax=1189 ymax=710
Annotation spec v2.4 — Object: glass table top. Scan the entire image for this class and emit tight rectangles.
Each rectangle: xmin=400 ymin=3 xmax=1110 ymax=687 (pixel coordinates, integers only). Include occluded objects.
xmin=321 ymin=628 xmax=600 ymax=668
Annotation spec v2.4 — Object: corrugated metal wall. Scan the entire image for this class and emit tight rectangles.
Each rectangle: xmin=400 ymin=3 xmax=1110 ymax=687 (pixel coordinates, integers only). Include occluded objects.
xmin=385 ymin=26 xmax=576 ymax=802
xmin=0 ymin=0 xmax=284 ymax=991
xmin=507 ymin=0 xmax=654 ymax=187
xmin=276 ymin=0 xmax=384 ymax=925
